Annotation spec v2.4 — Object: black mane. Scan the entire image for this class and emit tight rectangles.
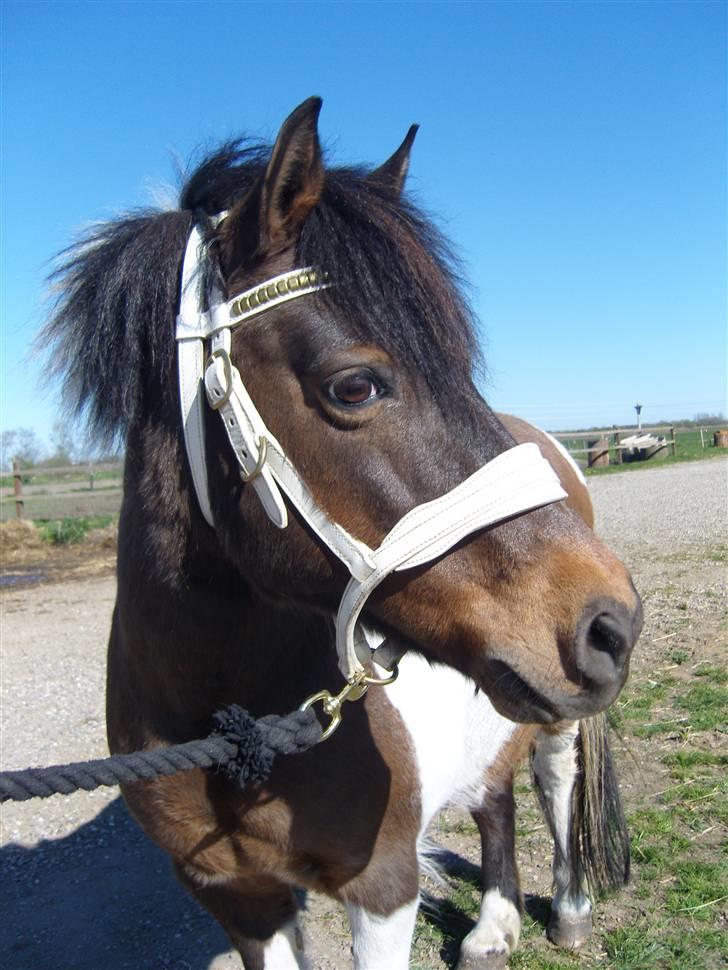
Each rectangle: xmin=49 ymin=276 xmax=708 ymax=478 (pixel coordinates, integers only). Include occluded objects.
xmin=40 ymin=140 xmax=481 ymax=443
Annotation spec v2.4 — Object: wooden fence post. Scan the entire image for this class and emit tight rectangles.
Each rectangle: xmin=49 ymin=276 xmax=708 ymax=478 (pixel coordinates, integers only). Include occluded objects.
xmin=587 ymin=437 xmax=610 ymax=467
xmin=671 ymin=426 xmax=676 ymax=457
xmin=614 ymin=430 xmax=622 ymax=464
xmin=12 ymin=459 xmax=24 ymax=520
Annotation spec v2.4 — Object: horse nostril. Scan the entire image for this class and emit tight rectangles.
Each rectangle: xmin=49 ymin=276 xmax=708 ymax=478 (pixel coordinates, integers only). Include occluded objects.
xmin=574 ymin=600 xmax=635 ymax=686
xmin=589 ymin=612 xmax=628 ymax=660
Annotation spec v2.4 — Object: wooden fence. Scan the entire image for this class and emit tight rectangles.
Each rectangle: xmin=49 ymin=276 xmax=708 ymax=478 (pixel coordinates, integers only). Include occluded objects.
xmin=5 ymin=460 xmax=124 ymax=521
xmin=550 ymin=425 xmax=676 ymax=467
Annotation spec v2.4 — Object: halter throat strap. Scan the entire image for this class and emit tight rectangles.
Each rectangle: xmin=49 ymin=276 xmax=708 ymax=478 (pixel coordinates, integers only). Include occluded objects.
xmin=175 ymin=225 xmax=567 ymax=682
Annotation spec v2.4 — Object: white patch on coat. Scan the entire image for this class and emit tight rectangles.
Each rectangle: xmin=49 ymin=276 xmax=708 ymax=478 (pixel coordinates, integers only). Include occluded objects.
xmin=347 ymin=897 xmax=420 ymax=970
xmin=383 ymin=653 xmax=517 ymax=832
xmin=262 ymin=918 xmax=310 ymax=970
xmin=459 ymin=888 xmax=522 ymax=961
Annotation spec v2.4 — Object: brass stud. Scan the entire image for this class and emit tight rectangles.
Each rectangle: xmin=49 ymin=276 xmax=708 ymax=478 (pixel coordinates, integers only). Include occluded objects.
xmin=289 ymin=276 xmax=300 ymax=291
xmin=299 ymin=272 xmax=309 ymax=287
xmin=276 ymin=280 xmax=288 ymax=295
xmin=248 ymin=292 xmax=259 ymax=308
xmin=266 ymin=284 xmax=277 ymax=299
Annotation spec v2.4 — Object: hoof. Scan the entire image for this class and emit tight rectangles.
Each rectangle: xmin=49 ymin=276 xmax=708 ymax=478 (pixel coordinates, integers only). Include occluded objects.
xmin=547 ymin=911 xmax=593 ymax=949
xmin=456 ymin=950 xmax=510 ymax=970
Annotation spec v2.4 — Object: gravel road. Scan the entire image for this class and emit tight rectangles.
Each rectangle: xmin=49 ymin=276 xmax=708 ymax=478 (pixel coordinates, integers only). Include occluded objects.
xmin=1 ymin=457 xmax=725 ymax=970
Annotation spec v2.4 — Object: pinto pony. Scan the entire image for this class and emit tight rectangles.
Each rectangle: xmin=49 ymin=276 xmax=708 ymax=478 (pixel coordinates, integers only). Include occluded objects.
xmin=43 ymin=98 xmax=641 ymax=969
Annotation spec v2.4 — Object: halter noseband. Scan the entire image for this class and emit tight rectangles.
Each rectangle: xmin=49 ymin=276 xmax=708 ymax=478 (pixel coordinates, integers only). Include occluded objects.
xmin=175 ymin=224 xmax=567 ymax=682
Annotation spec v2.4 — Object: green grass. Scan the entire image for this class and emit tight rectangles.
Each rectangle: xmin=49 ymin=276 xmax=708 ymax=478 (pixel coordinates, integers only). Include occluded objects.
xmin=36 ymin=515 xmax=114 ymax=545
xmin=604 ymin=647 xmax=728 ymax=968
xmin=614 ymin=662 xmax=728 ymax=738
xmin=601 ymin=923 xmax=728 ymax=970
xmin=694 ymin=663 xmax=728 ymax=684
xmin=666 ymin=861 xmax=728 ymax=922
xmin=676 ymin=682 xmax=728 ymax=731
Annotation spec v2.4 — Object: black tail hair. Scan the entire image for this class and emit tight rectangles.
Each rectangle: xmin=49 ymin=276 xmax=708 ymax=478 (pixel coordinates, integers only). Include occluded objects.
xmin=572 ymin=713 xmax=630 ymax=894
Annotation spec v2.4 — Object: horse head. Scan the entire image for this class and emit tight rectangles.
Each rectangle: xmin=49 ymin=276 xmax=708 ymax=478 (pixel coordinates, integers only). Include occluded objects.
xmin=46 ymin=97 xmax=641 ymax=727
xmin=180 ymin=97 xmax=641 ymax=723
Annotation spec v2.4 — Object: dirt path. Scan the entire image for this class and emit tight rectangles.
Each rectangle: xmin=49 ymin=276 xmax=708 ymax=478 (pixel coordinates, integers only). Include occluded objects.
xmin=1 ymin=459 xmax=726 ymax=969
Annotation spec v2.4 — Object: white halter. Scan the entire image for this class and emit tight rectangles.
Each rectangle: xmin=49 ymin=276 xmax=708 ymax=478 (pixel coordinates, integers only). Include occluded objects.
xmin=175 ymin=224 xmax=567 ymax=682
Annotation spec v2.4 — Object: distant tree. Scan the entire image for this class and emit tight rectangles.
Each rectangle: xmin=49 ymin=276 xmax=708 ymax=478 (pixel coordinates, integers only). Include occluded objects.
xmin=1 ymin=427 xmax=44 ymax=468
xmin=693 ymin=412 xmax=725 ymax=426
xmin=0 ymin=430 xmax=17 ymax=471
xmin=46 ymin=419 xmax=79 ymax=466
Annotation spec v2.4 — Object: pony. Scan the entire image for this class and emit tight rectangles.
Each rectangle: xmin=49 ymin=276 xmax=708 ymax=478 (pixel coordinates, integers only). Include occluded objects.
xmin=42 ymin=98 xmax=641 ymax=969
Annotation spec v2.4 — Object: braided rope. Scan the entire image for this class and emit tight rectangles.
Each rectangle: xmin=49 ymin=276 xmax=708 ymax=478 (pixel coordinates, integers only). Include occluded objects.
xmin=0 ymin=705 xmax=322 ymax=803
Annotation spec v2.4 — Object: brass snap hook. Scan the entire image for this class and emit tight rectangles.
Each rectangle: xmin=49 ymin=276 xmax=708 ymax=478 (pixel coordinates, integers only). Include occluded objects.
xmin=300 ymin=665 xmax=399 ymax=742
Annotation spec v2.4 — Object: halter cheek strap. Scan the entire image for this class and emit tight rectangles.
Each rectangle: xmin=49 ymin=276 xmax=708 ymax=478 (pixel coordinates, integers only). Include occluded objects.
xmin=175 ymin=225 xmax=567 ymax=682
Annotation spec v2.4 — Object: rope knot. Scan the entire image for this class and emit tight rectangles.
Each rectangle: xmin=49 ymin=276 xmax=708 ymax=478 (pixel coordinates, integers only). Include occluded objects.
xmin=212 ymin=705 xmax=274 ymax=786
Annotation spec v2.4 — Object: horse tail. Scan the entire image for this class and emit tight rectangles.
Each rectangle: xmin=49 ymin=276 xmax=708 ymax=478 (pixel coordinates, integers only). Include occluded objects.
xmin=572 ymin=713 xmax=630 ymax=894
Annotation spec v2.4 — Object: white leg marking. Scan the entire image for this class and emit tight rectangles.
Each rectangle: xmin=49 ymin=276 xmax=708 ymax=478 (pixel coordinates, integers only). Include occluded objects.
xmin=263 ymin=918 xmax=311 ymax=970
xmin=460 ymin=888 xmax=521 ymax=962
xmin=347 ymin=898 xmax=419 ymax=970
xmin=532 ymin=725 xmax=591 ymax=919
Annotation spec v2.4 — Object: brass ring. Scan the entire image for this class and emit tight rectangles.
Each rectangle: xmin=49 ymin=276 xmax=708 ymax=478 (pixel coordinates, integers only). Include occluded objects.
xmin=241 ymin=436 xmax=268 ymax=483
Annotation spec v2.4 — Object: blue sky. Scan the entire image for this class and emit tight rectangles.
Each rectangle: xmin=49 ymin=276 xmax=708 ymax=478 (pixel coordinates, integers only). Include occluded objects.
xmin=2 ymin=0 xmax=725 ymax=454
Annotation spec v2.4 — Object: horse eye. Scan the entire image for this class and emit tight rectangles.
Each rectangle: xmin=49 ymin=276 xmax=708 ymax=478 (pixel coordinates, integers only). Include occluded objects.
xmin=328 ymin=372 xmax=381 ymax=407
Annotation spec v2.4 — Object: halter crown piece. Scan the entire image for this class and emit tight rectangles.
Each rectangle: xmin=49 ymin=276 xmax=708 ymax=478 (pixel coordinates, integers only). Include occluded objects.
xmin=175 ymin=223 xmax=568 ymax=682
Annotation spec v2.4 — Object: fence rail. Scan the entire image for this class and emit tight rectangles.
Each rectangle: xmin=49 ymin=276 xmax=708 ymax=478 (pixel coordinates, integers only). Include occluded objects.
xmin=551 ymin=425 xmax=727 ymax=467
xmin=4 ymin=460 xmax=124 ymax=521
xmin=550 ymin=426 xmax=676 ymax=466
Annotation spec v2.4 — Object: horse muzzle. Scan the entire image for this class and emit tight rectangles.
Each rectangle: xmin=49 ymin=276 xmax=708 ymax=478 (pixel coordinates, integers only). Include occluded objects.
xmin=478 ymin=594 xmax=643 ymax=724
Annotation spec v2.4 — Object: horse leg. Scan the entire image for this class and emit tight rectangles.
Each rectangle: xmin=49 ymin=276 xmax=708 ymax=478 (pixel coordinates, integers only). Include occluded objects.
xmin=174 ymin=864 xmax=310 ymax=970
xmin=346 ymin=897 xmax=420 ymax=970
xmin=531 ymin=722 xmax=593 ymax=949
xmin=456 ymin=781 xmax=522 ymax=970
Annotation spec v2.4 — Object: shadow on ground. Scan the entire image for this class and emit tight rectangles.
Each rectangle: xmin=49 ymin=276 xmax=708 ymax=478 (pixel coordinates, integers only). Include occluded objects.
xmin=1 ymin=797 xmax=234 ymax=970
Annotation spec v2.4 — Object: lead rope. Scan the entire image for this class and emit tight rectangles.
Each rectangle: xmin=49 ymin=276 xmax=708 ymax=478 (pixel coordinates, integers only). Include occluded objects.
xmin=0 ymin=704 xmax=321 ymax=803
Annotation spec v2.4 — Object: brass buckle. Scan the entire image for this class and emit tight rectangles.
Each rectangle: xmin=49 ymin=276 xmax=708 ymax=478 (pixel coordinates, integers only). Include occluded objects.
xmin=300 ymin=665 xmax=399 ymax=742
xmin=207 ymin=348 xmax=234 ymax=411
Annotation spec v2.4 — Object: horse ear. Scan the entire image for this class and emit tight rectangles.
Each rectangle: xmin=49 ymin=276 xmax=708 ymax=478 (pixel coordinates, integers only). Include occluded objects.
xmin=258 ymin=96 xmax=324 ymax=252
xmin=368 ymin=124 xmax=419 ymax=196
xmin=220 ymin=98 xmax=324 ymax=273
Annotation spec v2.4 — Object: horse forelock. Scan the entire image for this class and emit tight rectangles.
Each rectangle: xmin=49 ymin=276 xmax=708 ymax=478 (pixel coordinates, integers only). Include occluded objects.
xmin=297 ymin=169 xmax=483 ymax=410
